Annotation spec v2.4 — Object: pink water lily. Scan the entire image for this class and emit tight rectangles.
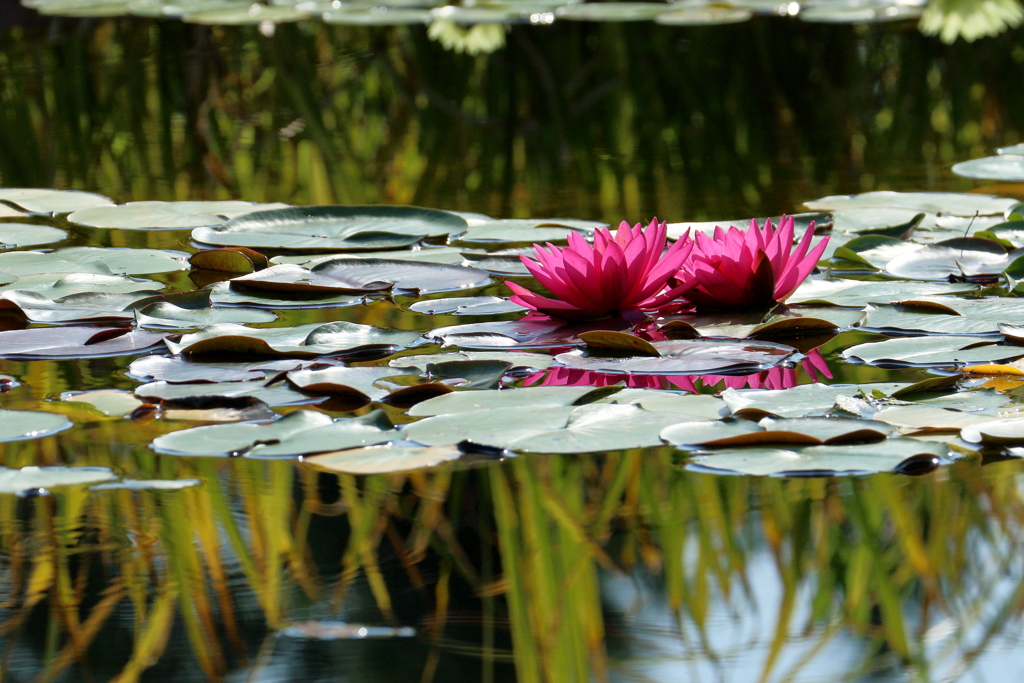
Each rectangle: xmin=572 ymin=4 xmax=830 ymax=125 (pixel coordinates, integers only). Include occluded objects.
xmin=506 ymin=219 xmax=693 ymax=321
xmin=673 ymin=216 xmax=830 ymax=311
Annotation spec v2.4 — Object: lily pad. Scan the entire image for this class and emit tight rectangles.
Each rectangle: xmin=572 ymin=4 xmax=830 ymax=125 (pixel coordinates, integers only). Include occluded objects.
xmin=392 ymin=350 xmax=555 ymax=372
xmin=0 ymin=409 xmax=73 ymax=442
xmin=952 ymin=155 xmax=1024 ymax=182
xmin=192 ymin=205 xmax=467 ymax=252
xmin=0 ymin=247 xmax=189 ymax=277
xmin=62 ymin=389 xmax=144 ymax=417
xmin=0 ymin=189 xmax=112 ymax=214
xmin=686 ymin=439 xmax=947 ymax=476
xmin=961 ymin=417 xmax=1024 ymax=444
xmin=305 ymin=443 xmax=463 ymax=474
xmin=408 ymin=296 xmax=525 ymax=316
xmin=271 ymin=247 xmax=470 ymax=267
xmin=429 ymin=317 xmax=630 ymax=349
xmin=661 ymin=416 xmax=891 ymax=447
xmin=151 ymin=409 xmax=398 ymax=457
xmin=285 ymin=366 xmax=419 ymax=401
xmin=832 ymin=208 xmax=925 ymax=238
xmin=0 ymin=466 xmax=115 ymax=494
xmin=89 ymin=478 xmax=203 ymax=491
xmin=788 ymin=278 xmax=977 ymax=307
xmin=841 ymin=336 xmax=1023 ymax=367
xmin=165 ymin=322 xmax=423 ymax=358
xmin=135 ymin=301 xmax=277 ymax=330
xmin=0 ymin=290 xmax=159 ymax=324
xmin=183 ymin=4 xmax=310 ymax=23
xmin=554 ymin=339 xmax=796 ymax=375
xmin=832 ymin=235 xmax=922 ymax=270
xmin=721 ymin=382 xmax=908 ymax=418
xmin=135 ymin=379 xmax=317 ymax=407
xmin=451 ymin=225 xmax=574 ymax=246
xmin=655 ymin=6 xmax=752 ymax=24
xmin=68 ymin=201 xmax=290 ymax=230
xmin=206 ymin=282 xmax=362 ymax=309
xmin=127 ymin=356 xmax=316 ymax=383
xmin=0 ymin=223 xmax=67 ymax=249
xmin=322 ymin=8 xmax=434 ymax=24
xmin=884 ymin=238 xmax=1010 ymax=280
xmin=407 ymin=384 xmax=611 ymax=417
xmin=556 ymin=2 xmax=673 ymax=21
xmin=860 ymin=297 xmax=1024 ymax=335
xmin=189 ymin=247 xmax=270 ymax=273
xmin=311 ymin=258 xmax=491 ymax=294
xmin=0 ymin=326 xmax=167 ymax=359
xmin=405 ymin=402 xmax=687 ymax=454
xmin=803 ymin=191 xmax=1018 ymax=217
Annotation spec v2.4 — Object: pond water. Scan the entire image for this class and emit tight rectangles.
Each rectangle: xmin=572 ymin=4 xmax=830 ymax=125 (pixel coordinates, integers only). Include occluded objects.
xmin=2 ymin=9 xmax=1024 ymax=683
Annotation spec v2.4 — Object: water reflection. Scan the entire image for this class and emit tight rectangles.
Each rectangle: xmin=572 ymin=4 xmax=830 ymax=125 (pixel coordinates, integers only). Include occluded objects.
xmin=523 ymin=347 xmax=833 ymax=391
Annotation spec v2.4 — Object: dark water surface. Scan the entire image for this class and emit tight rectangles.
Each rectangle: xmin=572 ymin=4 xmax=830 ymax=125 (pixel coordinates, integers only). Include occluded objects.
xmin=1 ymin=12 xmax=1024 ymax=683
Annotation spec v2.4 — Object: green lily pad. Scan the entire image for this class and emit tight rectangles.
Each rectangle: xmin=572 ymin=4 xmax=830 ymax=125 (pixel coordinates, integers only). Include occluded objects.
xmin=127 ymin=356 xmax=315 ymax=383
xmin=89 ymin=478 xmax=202 ymax=491
xmin=322 ymin=8 xmax=434 ymax=24
xmin=285 ymin=366 xmax=419 ymax=401
xmin=0 ymin=223 xmax=67 ymax=249
xmin=193 ymin=205 xmax=467 ymax=252
xmin=135 ymin=301 xmax=277 ymax=330
xmin=842 ymin=335 xmax=1023 ymax=367
xmin=803 ymin=191 xmax=1018 ymax=217
xmin=165 ymin=322 xmax=423 ymax=358
xmin=721 ymin=382 xmax=908 ymax=417
xmin=0 ymin=290 xmax=159 ymax=324
xmin=885 ymin=238 xmax=1010 ymax=280
xmin=0 ymin=326 xmax=167 ymax=359
xmin=662 ymin=416 xmax=891 ymax=447
xmin=183 ymin=4 xmax=310 ymax=23
xmin=305 ymin=444 xmax=463 ymax=474
xmin=0 ymin=272 xmax=163 ymax=296
xmin=655 ymin=6 xmax=752 ymax=24
xmin=553 ymin=339 xmax=796 ymax=375
xmin=405 ymin=402 xmax=687 ymax=453
xmin=408 ymin=296 xmax=525 ymax=316
xmin=408 ymin=384 xmax=610 ymax=417
xmin=999 ymin=144 xmax=1024 ymax=155
xmin=61 ymin=389 xmax=143 ymax=417
xmin=832 ymin=208 xmax=925 ymax=238
xmin=392 ymin=350 xmax=555 ymax=372
xmin=0 ymin=466 xmax=115 ymax=494
xmin=135 ymin=379 xmax=317 ymax=407
xmin=860 ymin=297 xmax=1024 ymax=335
xmin=309 ymin=258 xmax=491 ymax=295
xmin=0 ymin=247 xmax=189 ymax=277
xmin=872 ymin=404 xmax=1015 ymax=432
xmin=832 ymin=235 xmax=922 ymax=269
xmin=68 ymin=201 xmax=290 ymax=229
xmin=429 ymin=318 xmax=630 ymax=349
xmin=151 ymin=409 xmax=397 ymax=457
xmin=225 ymin=264 xmax=392 ymax=295
xmin=556 ymin=2 xmax=672 ymax=21
xmin=271 ymin=247 xmax=470 ymax=267
xmin=952 ymin=155 xmax=1024 ymax=182
xmin=975 ymin=221 xmax=1024 ymax=249
xmin=686 ymin=439 xmax=947 ymax=476
xmin=0 ymin=409 xmax=73 ymax=442
xmin=206 ymin=282 xmax=363 ymax=310
xmin=0 ymin=189 xmax=112 ymax=214
xmin=788 ymin=278 xmax=977 ymax=307
xmin=961 ymin=417 xmax=1024 ymax=444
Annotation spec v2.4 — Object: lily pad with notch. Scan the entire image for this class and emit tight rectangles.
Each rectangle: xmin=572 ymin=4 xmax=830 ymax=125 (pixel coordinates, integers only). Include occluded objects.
xmin=127 ymin=355 xmax=317 ymax=383
xmin=661 ymin=416 xmax=891 ymax=448
xmin=721 ymin=382 xmax=909 ymax=418
xmin=788 ymin=278 xmax=977 ymax=307
xmin=165 ymin=322 xmax=424 ymax=359
xmin=842 ymin=335 xmax=1024 ymax=367
xmin=408 ymin=296 xmax=525 ymax=316
xmin=832 ymin=208 xmax=925 ymax=239
xmin=0 ymin=326 xmax=167 ymax=359
xmin=0 ymin=247 xmax=189 ymax=277
xmin=68 ymin=200 xmax=290 ymax=229
xmin=884 ymin=238 xmax=1013 ymax=280
xmin=429 ymin=317 xmax=631 ymax=349
xmin=192 ymin=205 xmax=467 ymax=252
xmin=135 ymin=378 xmax=318 ymax=408
xmin=304 ymin=443 xmax=464 ymax=475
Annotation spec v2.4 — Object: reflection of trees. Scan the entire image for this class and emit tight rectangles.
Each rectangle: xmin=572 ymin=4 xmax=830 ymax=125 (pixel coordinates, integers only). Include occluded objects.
xmin=0 ymin=18 xmax=1022 ymax=226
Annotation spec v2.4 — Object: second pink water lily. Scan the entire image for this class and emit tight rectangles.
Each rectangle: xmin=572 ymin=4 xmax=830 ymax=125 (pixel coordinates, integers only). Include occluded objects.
xmin=673 ymin=216 xmax=830 ymax=311
xmin=506 ymin=219 xmax=693 ymax=321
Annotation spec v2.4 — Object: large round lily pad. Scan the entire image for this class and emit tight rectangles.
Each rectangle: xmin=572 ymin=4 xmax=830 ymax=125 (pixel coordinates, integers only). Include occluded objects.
xmin=0 ymin=223 xmax=67 ymax=249
xmin=0 ymin=327 xmax=167 ymax=359
xmin=165 ymin=322 xmax=424 ymax=358
xmin=952 ymin=155 xmax=1024 ymax=182
xmin=68 ymin=200 xmax=290 ymax=229
xmin=842 ymin=336 xmax=1023 ymax=367
xmin=686 ymin=439 xmax=948 ymax=477
xmin=305 ymin=444 xmax=463 ymax=474
xmin=0 ymin=247 xmax=189 ymax=276
xmin=192 ymin=205 xmax=468 ymax=252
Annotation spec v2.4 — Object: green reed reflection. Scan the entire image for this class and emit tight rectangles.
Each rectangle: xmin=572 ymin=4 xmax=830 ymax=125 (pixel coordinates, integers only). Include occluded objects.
xmin=0 ymin=18 xmax=1022 ymax=223
xmin=3 ymin=442 xmax=1024 ymax=681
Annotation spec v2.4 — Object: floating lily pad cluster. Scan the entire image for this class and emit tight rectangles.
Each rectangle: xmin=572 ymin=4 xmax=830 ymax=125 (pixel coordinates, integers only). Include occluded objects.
xmin=19 ymin=0 xmax=931 ymax=31
xmin=4 ymin=182 xmax=1024 ymax=485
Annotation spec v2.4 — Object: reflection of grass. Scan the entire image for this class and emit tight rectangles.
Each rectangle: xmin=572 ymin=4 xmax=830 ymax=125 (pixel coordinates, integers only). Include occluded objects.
xmin=1 ymin=19 xmax=1023 ymax=225
xmin=2 ymin=442 xmax=1024 ymax=680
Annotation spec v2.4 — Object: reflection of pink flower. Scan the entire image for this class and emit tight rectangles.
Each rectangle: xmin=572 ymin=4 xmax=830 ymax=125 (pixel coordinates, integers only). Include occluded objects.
xmin=523 ymin=350 xmax=833 ymax=392
xmin=506 ymin=219 xmax=693 ymax=321
xmin=673 ymin=216 xmax=829 ymax=311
